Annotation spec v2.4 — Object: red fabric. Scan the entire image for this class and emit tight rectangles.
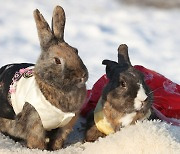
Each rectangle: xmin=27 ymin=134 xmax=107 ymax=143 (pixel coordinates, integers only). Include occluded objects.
xmin=134 ymin=65 xmax=180 ymax=119
xmin=80 ymin=75 xmax=109 ymax=117
xmin=80 ymin=65 xmax=180 ymax=125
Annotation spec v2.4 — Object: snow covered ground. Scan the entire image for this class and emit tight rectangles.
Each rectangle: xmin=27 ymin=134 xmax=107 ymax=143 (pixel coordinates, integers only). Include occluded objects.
xmin=0 ymin=0 xmax=180 ymax=153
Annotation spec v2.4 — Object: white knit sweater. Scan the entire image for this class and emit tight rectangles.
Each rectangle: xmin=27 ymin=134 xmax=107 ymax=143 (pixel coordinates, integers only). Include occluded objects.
xmin=10 ymin=67 xmax=75 ymax=131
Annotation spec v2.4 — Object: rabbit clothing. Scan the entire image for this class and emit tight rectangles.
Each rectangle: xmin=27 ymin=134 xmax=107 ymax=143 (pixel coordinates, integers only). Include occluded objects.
xmin=8 ymin=65 xmax=75 ymax=131
xmin=94 ymin=97 xmax=115 ymax=135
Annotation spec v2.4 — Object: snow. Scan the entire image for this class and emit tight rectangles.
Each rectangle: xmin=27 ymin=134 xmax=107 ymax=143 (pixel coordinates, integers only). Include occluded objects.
xmin=82 ymin=121 xmax=180 ymax=154
xmin=0 ymin=119 xmax=179 ymax=154
xmin=0 ymin=0 xmax=180 ymax=153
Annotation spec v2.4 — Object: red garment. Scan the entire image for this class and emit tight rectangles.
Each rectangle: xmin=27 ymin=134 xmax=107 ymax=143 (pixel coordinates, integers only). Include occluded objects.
xmin=80 ymin=65 xmax=180 ymax=126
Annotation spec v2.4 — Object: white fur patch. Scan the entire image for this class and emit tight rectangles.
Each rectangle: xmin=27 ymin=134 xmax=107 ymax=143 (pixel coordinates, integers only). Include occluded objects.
xmin=119 ymin=112 xmax=137 ymax=127
xmin=134 ymin=84 xmax=148 ymax=110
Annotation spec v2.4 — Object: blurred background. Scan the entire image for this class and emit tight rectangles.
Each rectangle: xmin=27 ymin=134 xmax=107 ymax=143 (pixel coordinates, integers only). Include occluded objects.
xmin=0 ymin=0 xmax=180 ymax=88
xmin=120 ymin=0 xmax=180 ymax=9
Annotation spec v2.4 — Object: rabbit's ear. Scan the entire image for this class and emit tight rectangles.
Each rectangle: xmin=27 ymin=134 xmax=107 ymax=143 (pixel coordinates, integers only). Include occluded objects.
xmin=52 ymin=6 xmax=65 ymax=41
xmin=102 ymin=60 xmax=118 ymax=79
xmin=34 ymin=9 xmax=53 ymax=48
xmin=118 ymin=44 xmax=132 ymax=66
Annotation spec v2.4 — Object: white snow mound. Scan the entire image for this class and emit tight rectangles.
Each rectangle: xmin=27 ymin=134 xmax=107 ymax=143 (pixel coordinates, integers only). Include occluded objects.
xmin=0 ymin=120 xmax=179 ymax=154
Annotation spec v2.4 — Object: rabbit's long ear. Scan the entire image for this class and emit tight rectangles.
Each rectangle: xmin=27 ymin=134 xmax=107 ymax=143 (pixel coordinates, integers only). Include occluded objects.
xmin=102 ymin=60 xmax=118 ymax=79
xmin=52 ymin=6 xmax=65 ymax=41
xmin=34 ymin=9 xmax=53 ymax=48
xmin=118 ymin=44 xmax=132 ymax=66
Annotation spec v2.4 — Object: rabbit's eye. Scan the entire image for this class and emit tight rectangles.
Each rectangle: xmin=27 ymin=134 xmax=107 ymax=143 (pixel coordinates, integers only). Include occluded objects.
xmin=120 ymin=81 xmax=126 ymax=88
xmin=54 ymin=57 xmax=61 ymax=64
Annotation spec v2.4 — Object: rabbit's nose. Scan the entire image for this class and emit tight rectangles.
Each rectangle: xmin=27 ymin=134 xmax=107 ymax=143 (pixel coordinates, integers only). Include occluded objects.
xmin=77 ymin=77 xmax=86 ymax=88
xmin=140 ymin=98 xmax=150 ymax=109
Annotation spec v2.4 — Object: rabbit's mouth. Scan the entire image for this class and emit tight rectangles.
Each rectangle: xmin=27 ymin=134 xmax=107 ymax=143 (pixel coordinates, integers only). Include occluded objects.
xmin=77 ymin=82 xmax=86 ymax=88
xmin=138 ymin=109 xmax=151 ymax=121
xmin=119 ymin=109 xmax=151 ymax=128
xmin=135 ymin=100 xmax=150 ymax=111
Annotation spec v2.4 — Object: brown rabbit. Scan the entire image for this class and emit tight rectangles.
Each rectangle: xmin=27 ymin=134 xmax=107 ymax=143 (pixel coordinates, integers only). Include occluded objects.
xmin=85 ymin=44 xmax=153 ymax=142
xmin=0 ymin=6 xmax=88 ymax=150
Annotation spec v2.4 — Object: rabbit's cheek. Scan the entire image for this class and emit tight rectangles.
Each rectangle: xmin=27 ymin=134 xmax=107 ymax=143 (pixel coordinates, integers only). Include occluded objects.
xmin=134 ymin=84 xmax=148 ymax=110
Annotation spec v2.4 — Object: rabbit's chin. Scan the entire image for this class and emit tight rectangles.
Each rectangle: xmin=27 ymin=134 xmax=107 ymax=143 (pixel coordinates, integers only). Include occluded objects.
xmin=76 ymin=82 xmax=86 ymax=88
xmin=118 ymin=109 xmax=151 ymax=128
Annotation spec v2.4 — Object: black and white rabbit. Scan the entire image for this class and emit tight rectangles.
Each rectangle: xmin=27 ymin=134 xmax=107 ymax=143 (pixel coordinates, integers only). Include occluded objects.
xmin=0 ymin=6 xmax=88 ymax=150
xmin=85 ymin=44 xmax=153 ymax=142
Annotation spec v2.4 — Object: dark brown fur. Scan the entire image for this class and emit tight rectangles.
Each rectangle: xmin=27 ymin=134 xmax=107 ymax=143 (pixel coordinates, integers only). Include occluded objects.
xmin=85 ymin=44 xmax=153 ymax=142
xmin=0 ymin=6 xmax=88 ymax=150
xmin=0 ymin=103 xmax=46 ymax=149
xmin=85 ymin=124 xmax=105 ymax=142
